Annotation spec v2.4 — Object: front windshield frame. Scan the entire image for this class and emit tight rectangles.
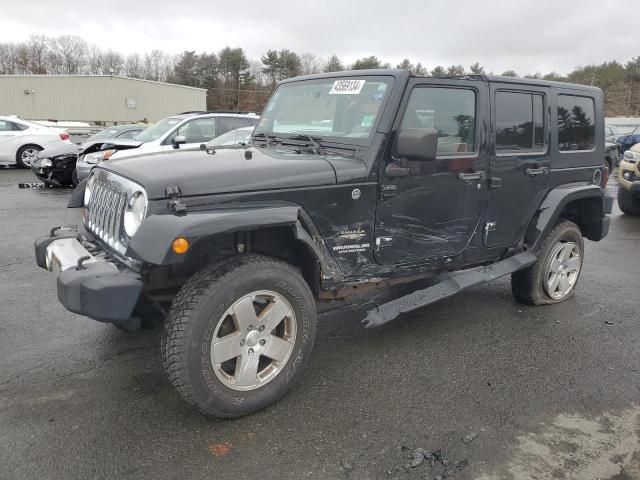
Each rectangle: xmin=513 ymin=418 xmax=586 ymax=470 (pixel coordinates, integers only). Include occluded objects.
xmin=134 ymin=117 xmax=183 ymax=143
xmin=253 ymin=75 xmax=395 ymax=146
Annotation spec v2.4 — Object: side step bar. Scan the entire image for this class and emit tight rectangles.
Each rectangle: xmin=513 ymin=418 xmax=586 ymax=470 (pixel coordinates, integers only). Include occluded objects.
xmin=362 ymin=251 xmax=538 ymax=328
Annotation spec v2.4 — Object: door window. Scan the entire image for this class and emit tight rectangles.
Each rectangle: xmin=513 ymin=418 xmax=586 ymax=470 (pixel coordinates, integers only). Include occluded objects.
xmin=495 ymin=91 xmax=545 ymax=154
xmin=400 ymin=87 xmax=476 ymax=154
xmin=557 ymin=95 xmax=595 ymax=151
xmin=176 ymin=118 xmax=217 ymax=143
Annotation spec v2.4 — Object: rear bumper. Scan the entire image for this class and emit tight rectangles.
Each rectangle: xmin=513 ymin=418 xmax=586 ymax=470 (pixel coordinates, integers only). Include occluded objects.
xmin=35 ymin=228 xmax=143 ymax=323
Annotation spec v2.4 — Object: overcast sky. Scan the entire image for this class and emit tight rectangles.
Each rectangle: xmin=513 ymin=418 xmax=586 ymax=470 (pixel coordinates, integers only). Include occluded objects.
xmin=0 ymin=0 xmax=636 ymax=75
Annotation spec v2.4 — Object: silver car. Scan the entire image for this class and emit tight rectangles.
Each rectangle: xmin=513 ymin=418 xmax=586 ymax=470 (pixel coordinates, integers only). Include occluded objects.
xmin=76 ymin=112 xmax=259 ymax=181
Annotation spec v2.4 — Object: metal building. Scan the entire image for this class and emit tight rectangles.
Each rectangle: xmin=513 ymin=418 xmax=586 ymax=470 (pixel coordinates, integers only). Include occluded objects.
xmin=0 ymin=75 xmax=206 ymax=124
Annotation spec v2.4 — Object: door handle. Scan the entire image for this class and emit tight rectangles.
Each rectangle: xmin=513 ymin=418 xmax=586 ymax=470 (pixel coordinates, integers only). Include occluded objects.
xmin=525 ymin=167 xmax=550 ymax=177
xmin=457 ymin=171 xmax=485 ymax=182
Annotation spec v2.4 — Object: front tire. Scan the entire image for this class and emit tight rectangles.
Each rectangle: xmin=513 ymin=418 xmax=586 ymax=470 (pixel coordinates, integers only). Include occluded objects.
xmin=16 ymin=144 xmax=43 ymax=169
xmin=511 ymin=220 xmax=584 ymax=305
xmin=162 ymin=255 xmax=317 ymax=418
xmin=618 ymin=186 xmax=640 ymax=216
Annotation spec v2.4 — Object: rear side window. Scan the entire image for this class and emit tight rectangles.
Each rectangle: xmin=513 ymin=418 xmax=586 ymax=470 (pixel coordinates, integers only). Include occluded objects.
xmin=400 ymin=87 xmax=476 ymax=154
xmin=557 ymin=95 xmax=595 ymax=151
xmin=0 ymin=120 xmax=26 ymax=131
xmin=495 ymin=91 xmax=545 ymax=154
xmin=218 ymin=117 xmax=251 ymax=135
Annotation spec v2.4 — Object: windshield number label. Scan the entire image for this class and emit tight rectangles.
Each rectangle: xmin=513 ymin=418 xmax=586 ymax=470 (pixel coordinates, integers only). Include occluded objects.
xmin=329 ymin=79 xmax=366 ymax=95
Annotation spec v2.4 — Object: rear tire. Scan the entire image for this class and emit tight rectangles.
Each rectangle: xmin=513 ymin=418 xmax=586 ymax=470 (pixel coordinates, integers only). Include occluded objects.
xmin=162 ymin=255 xmax=317 ymax=418
xmin=511 ymin=220 xmax=584 ymax=305
xmin=618 ymin=186 xmax=640 ymax=216
xmin=16 ymin=144 xmax=43 ymax=169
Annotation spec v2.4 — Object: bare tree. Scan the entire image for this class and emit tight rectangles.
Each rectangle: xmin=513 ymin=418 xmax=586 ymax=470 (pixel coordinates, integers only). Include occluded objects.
xmin=54 ymin=35 xmax=88 ymax=74
xmin=101 ymin=49 xmax=124 ymax=75
xmin=124 ymin=53 xmax=144 ymax=78
xmin=15 ymin=34 xmax=49 ymax=74
xmin=143 ymin=49 xmax=173 ymax=81
xmin=300 ymin=52 xmax=321 ymax=75
xmin=0 ymin=43 xmax=18 ymax=74
xmin=87 ymin=44 xmax=104 ymax=74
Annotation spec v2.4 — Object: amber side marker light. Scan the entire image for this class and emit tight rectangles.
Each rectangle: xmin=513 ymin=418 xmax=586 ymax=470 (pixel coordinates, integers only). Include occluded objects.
xmin=172 ymin=237 xmax=190 ymax=254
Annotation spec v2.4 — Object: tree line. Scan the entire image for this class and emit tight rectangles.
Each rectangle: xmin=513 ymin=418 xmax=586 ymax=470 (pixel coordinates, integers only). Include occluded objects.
xmin=1 ymin=34 xmax=639 ymax=116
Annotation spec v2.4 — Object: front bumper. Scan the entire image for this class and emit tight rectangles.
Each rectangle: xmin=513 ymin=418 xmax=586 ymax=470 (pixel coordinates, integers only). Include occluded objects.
xmin=618 ymin=159 xmax=640 ymax=193
xmin=35 ymin=228 xmax=143 ymax=323
xmin=31 ymin=158 xmax=75 ymax=186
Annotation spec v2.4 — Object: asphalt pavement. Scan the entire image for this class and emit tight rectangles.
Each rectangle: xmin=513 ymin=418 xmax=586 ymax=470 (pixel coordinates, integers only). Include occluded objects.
xmin=1 ymin=167 xmax=639 ymax=480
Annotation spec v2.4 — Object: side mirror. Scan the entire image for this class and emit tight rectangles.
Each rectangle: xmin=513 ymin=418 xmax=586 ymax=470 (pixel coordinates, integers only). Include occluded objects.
xmin=199 ymin=143 xmax=207 ymax=151
xmin=173 ymin=135 xmax=186 ymax=149
xmin=394 ymin=128 xmax=438 ymax=161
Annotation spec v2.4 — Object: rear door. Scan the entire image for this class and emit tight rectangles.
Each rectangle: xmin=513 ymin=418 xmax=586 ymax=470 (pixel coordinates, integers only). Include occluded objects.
xmin=484 ymin=83 xmax=550 ymax=247
xmin=217 ymin=116 xmax=252 ymax=136
xmin=0 ymin=120 xmax=24 ymax=162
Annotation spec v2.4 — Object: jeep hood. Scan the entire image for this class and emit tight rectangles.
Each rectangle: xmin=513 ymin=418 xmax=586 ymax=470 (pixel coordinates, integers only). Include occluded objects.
xmin=98 ymin=147 xmax=342 ymax=199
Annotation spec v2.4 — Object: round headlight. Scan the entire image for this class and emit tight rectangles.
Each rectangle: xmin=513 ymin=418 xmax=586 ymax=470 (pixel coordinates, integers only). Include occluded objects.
xmin=41 ymin=158 xmax=53 ymax=168
xmin=124 ymin=191 xmax=147 ymax=237
xmin=84 ymin=175 xmax=95 ymax=206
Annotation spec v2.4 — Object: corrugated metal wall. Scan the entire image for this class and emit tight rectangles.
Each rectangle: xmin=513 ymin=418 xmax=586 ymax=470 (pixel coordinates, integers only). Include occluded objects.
xmin=0 ymin=75 xmax=207 ymax=123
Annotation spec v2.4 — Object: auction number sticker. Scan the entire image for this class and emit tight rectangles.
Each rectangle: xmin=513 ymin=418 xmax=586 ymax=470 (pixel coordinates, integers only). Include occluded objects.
xmin=329 ymin=79 xmax=366 ymax=95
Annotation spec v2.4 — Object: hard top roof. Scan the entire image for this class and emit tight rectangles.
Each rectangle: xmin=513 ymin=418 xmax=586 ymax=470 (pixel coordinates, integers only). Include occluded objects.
xmin=280 ymin=69 xmax=601 ymax=93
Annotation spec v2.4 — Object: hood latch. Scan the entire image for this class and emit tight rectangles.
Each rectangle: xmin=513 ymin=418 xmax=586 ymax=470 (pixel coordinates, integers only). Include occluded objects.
xmin=166 ymin=184 xmax=187 ymax=215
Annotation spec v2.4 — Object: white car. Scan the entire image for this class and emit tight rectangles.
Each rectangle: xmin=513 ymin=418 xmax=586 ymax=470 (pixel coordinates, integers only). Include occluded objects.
xmin=75 ymin=112 xmax=259 ymax=181
xmin=0 ymin=116 xmax=72 ymax=168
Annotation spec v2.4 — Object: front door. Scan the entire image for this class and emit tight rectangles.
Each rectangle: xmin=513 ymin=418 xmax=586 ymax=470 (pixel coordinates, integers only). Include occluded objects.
xmin=374 ymin=79 xmax=488 ymax=266
xmin=484 ymin=84 xmax=551 ymax=247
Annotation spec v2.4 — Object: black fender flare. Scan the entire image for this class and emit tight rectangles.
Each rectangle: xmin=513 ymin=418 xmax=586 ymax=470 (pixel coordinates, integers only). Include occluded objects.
xmin=67 ymin=178 xmax=87 ymax=208
xmin=126 ymin=202 xmax=341 ymax=275
xmin=524 ymin=183 xmax=609 ymax=251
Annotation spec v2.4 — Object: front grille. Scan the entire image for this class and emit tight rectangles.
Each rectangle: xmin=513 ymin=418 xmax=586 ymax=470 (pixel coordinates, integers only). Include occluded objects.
xmin=84 ymin=169 xmax=144 ymax=256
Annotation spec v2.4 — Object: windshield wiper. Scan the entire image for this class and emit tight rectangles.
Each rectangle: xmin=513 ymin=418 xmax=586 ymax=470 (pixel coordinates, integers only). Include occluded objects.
xmin=288 ymin=134 xmax=326 ymax=156
xmin=251 ymin=132 xmax=281 ymax=146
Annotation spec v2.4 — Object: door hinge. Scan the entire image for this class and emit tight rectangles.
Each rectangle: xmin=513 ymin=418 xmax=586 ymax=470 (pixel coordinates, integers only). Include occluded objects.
xmin=375 ymin=237 xmax=393 ymax=251
xmin=379 ymin=184 xmax=398 ymax=200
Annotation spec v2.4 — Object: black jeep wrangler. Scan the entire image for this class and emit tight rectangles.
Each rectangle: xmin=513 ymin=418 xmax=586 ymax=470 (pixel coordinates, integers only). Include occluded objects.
xmin=35 ymin=70 xmax=612 ymax=417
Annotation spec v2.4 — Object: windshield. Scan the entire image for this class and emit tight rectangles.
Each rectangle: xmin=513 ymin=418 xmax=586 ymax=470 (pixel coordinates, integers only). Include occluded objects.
xmin=254 ymin=76 xmax=393 ymax=143
xmin=86 ymin=128 xmax=123 ymax=142
xmin=610 ymin=124 xmax=640 ymax=134
xmin=134 ymin=117 xmax=182 ymax=143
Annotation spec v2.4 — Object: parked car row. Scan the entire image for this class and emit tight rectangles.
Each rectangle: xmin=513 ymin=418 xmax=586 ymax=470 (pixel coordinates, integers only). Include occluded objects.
xmin=30 ymin=112 xmax=259 ymax=186
xmin=31 ymin=124 xmax=145 ymax=186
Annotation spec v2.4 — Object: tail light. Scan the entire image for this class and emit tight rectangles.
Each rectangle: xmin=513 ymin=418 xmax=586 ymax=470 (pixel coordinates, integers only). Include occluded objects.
xmin=59 ymin=133 xmax=70 ymax=141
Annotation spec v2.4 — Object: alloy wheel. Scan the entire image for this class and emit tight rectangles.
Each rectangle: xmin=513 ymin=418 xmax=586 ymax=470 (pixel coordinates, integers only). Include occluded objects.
xmin=210 ymin=290 xmax=297 ymax=391
xmin=543 ymin=241 xmax=582 ymax=300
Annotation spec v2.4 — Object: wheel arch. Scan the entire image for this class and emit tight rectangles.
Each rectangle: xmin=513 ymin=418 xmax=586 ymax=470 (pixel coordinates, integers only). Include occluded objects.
xmin=524 ymin=184 xmax=609 ymax=251
xmin=15 ymin=142 xmax=43 ymax=159
xmin=127 ymin=203 xmax=342 ymax=296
